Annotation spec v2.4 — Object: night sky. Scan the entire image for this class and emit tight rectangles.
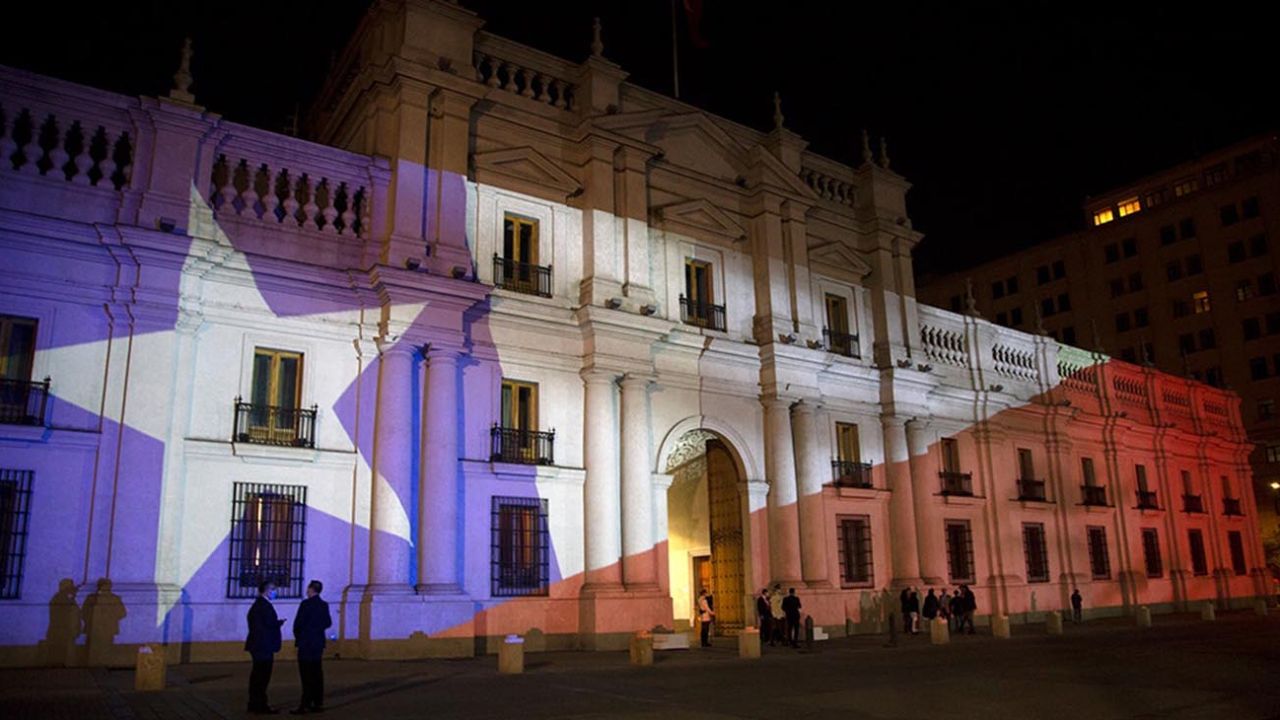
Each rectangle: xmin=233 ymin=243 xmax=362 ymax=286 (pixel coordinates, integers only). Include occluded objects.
xmin=4 ymin=1 xmax=1275 ymax=275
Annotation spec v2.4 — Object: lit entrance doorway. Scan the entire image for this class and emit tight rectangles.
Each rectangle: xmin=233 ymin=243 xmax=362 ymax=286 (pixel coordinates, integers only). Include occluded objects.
xmin=664 ymin=430 xmax=746 ymax=635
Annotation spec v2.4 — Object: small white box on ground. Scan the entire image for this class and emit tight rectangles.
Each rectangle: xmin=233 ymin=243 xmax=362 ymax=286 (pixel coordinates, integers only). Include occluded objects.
xmin=929 ymin=617 xmax=949 ymax=645
xmin=992 ymin=615 xmax=1011 ymax=639
xmin=499 ymin=634 xmax=524 ymax=674
xmin=738 ymin=627 xmax=761 ymax=659
xmin=652 ymin=633 xmax=690 ymax=651
xmin=1046 ymin=611 xmax=1063 ymax=635
xmin=1136 ymin=606 xmax=1152 ymax=628
xmin=812 ymin=626 xmax=829 ymax=641
xmin=134 ymin=645 xmax=166 ymax=692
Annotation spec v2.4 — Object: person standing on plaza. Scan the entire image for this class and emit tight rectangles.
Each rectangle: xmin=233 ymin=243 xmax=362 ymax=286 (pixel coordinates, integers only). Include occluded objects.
xmin=770 ymin=583 xmax=786 ymax=646
xmin=291 ymin=580 xmax=332 ymax=715
xmin=906 ymin=588 xmax=921 ymax=634
xmin=697 ymin=588 xmax=715 ymax=647
xmin=949 ymin=588 xmax=964 ymax=632
xmin=922 ymin=588 xmax=939 ymax=625
xmin=756 ymin=587 xmax=773 ymax=646
xmin=781 ymin=587 xmax=803 ymax=647
xmin=899 ymin=588 xmax=912 ymax=633
xmin=938 ymin=589 xmax=952 ymax=628
xmin=245 ymin=580 xmax=285 ymax=715
xmin=1071 ymin=588 xmax=1084 ymax=623
xmin=960 ymin=585 xmax=977 ymax=635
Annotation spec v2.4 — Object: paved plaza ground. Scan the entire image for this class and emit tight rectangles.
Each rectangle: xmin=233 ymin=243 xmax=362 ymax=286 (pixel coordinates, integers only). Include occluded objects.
xmin=3 ymin=611 xmax=1279 ymax=720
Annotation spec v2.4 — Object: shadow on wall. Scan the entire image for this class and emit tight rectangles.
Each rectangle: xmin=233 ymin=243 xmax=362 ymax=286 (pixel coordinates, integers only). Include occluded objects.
xmin=82 ymin=578 xmax=127 ymax=666
xmin=43 ymin=578 xmax=80 ymax=666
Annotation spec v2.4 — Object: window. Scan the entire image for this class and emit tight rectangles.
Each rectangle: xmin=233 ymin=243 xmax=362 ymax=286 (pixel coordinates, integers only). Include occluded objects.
xmin=835 ymin=422 xmax=861 ymax=464
xmin=1062 ymin=326 xmax=1077 ymax=345
xmin=1251 ymin=357 xmax=1269 ymax=380
xmin=1120 ymin=348 xmax=1136 ymax=363
xmin=491 ymin=496 xmax=549 ymax=596
xmin=1180 ymin=218 xmax=1196 ymax=239
xmin=1109 ymin=279 xmax=1125 ymax=298
xmin=496 ymin=214 xmax=550 ymax=296
xmin=1053 ymin=260 xmax=1066 ymax=279
xmin=1166 ymin=261 xmax=1183 ymax=281
xmin=501 ymin=380 xmax=537 ymax=431
xmin=1205 ymin=367 xmax=1224 ymax=387
xmin=1036 ymin=266 xmax=1050 ymax=285
xmin=1188 ymin=529 xmax=1208 ymax=576
xmin=1173 ymin=299 xmax=1191 ymax=318
xmin=1244 ymin=317 xmax=1262 ymax=341
xmin=1104 ymin=243 xmax=1120 ymax=264
xmin=1180 ymin=469 xmax=1194 ymax=497
xmin=1198 ymin=328 xmax=1215 ymax=350
xmin=503 ymin=214 xmax=538 ymax=267
xmin=1115 ymin=313 xmax=1131 ymax=333
xmin=1237 ymin=280 xmax=1256 ymax=301
xmin=1128 ymin=272 xmax=1143 ymax=292
xmin=1134 ymin=308 xmax=1149 ymax=328
xmin=1178 ymin=333 xmax=1196 ymax=354
xmin=246 ymin=348 xmax=304 ymax=445
xmin=1259 ymin=272 xmax=1278 ymax=296
xmin=1117 ymin=196 xmax=1141 ymax=218
xmin=0 ymin=469 xmax=34 ymax=599
xmin=1042 ymin=298 xmax=1056 ymax=318
xmin=1185 ymin=255 xmax=1202 ymax=275
xmin=1006 ymin=276 xmax=1020 ymax=294
xmin=228 ymin=482 xmax=307 ymax=599
xmin=1221 ymin=203 xmax=1240 ymax=227
xmin=950 ymin=295 xmax=962 ymax=312
xmin=1192 ymin=291 xmax=1210 ymax=314
xmin=1147 ymin=187 xmax=1170 ymax=208
xmin=1242 ymin=196 xmax=1260 ymax=219
xmin=1227 ymin=531 xmax=1247 ymax=576
xmin=0 ymin=316 xmax=39 ymax=426
xmin=1081 ymin=457 xmax=1097 ymax=486
xmin=1141 ymin=528 xmax=1163 ymax=578
xmin=1057 ymin=293 xmax=1071 ymax=312
xmin=824 ymin=294 xmax=852 ymax=352
xmin=1018 ymin=447 xmax=1036 ymax=480
xmin=1159 ymin=225 xmax=1177 ymax=246
xmin=1122 ymin=238 xmax=1138 ymax=258
xmin=1022 ymin=523 xmax=1049 ymax=583
xmin=1173 ymin=177 xmax=1198 ymax=197
xmin=1136 ymin=464 xmax=1149 ymax=493
xmin=945 ymin=520 xmax=975 ymax=583
xmin=1228 ymin=241 xmax=1247 ymax=263
xmin=1010 ymin=307 xmax=1024 ymax=326
xmin=682 ymin=259 xmax=723 ymax=330
xmin=1093 ymin=208 xmax=1114 ymax=226
xmin=1258 ymin=398 xmax=1275 ymax=421
xmin=1249 ymin=233 xmax=1268 ymax=257
xmin=991 ymin=281 xmax=1005 ymax=299
xmin=1087 ymin=526 xmax=1110 ymax=579
xmin=1204 ymin=163 xmax=1227 ymax=187
xmin=941 ymin=437 xmax=961 ymax=474
xmin=836 ymin=515 xmax=874 ymax=586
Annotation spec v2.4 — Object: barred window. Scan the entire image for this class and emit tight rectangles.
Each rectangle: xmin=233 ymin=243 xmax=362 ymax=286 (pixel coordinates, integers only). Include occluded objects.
xmin=1087 ymin=526 xmax=1110 ymax=579
xmin=0 ymin=469 xmax=34 ymax=599
xmin=1141 ymin=528 xmax=1163 ymax=578
xmin=227 ymin=483 xmax=307 ymax=599
xmin=491 ymin=496 xmax=549 ymax=597
xmin=1022 ymin=522 xmax=1049 ymax=583
xmin=944 ymin=520 xmax=975 ymax=583
xmin=1187 ymin=529 xmax=1208 ymax=576
xmin=1227 ymin=531 xmax=1247 ymax=576
xmin=836 ymin=515 xmax=873 ymax=587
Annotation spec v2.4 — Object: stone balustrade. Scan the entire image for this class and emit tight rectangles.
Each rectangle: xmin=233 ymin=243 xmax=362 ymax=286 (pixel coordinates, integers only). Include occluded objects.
xmin=991 ymin=342 xmax=1038 ymax=382
xmin=919 ymin=310 xmax=968 ymax=368
xmin=800 ymin=166 xmax=855 ymax=206
xmin=473 ymin=34 xmax=577 ymax=111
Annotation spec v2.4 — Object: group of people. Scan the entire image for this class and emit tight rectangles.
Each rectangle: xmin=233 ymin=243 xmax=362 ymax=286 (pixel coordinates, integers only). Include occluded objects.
xmin=245 ymin=579 xmax=333 ymax=715
xmin=753 ymin=584 xmax=804 ymax=648
xmin=899 ymin=585 xmax=977 ymax=635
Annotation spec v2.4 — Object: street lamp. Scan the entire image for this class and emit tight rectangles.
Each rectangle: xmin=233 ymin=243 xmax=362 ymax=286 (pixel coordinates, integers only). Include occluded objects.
xmin=1271 ymin=481 xmax=1280 ymax=515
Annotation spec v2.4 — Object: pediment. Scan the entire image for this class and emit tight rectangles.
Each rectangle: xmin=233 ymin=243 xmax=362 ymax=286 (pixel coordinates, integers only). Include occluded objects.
xmin=595 ymin=111 xmax=748 ymax=183
xmin=473 ymin=146 xmax=581 ymax=200
xmin=809 ymin=240 xmax=873 ymax=279
xmin=653 ymin=198 xmax=747 ymax=243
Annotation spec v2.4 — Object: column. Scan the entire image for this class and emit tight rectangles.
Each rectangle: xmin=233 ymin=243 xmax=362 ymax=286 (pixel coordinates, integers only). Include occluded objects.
xmin=764 ymin=398 xmax=802 ymax=584
xmin=418 ymin=347 xmax=461 ymax=593
xmin=620 ymin=374 xmax=658 ymax=590
xmin=883 ymin=417 xmax=922 ymax=584
xmin=370 ymin=340 xmax=417 ymax=590
xmin=791 ymin=401 xmax=830 ymax=586
xmin=582 ymin=370 xmax=623 ymax=590
xmin=652 ymin=473 xmax=675 ymax=595
xmin=906 ymin=419 xmax=945 ymax=584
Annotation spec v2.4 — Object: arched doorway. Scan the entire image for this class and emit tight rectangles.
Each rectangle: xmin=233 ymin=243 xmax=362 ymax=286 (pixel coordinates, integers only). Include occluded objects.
xmin=664 ymin=429 xmax=746 ymax=635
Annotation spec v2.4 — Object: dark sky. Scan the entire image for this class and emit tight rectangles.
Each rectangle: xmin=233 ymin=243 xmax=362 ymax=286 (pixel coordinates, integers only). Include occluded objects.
xmin=5 ymin=1 xmax=1275 ymax=274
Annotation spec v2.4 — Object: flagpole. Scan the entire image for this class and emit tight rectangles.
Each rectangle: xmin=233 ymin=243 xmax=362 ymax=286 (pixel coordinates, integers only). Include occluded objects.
xmin=671 ymin=0 xmax=680 ymax=98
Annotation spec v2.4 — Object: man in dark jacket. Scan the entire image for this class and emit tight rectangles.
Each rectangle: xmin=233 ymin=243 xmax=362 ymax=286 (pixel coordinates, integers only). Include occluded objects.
xmin=960 ymin=585 xmax=977 ymax=635
xmin=755 ymin=588 xmax=773 ymax=647
xmin=922 ymin=588 xmax=940 ymax=623
xmin=292 ymin=580 xmax=333 ymax=715
xmin=245 ymin=580 xmax=284 ymax=715
xmin=781 ymin=588 xmax=802 ymax=647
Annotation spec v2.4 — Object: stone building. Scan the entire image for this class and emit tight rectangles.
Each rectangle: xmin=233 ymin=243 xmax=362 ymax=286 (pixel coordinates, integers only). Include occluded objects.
xmin=0 ymin=0 xmax=1268 ymax=665
xmin=917 ymin=134 xmax=1280 ymax=546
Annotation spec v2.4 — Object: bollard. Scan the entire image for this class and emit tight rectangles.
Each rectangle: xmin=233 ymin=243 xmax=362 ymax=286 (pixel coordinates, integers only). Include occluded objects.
xmin=1045 ymin=611 xmax=1063 ymax=635
xmin=1200 ymin=602 xmax=1216 ymax=622
xmin=1255 ymin=598 xmax=1269 ymax=617
xmin=498 ymin=634 xmax=524 ymax=674
xmin=804 ymin=616 xmax=814 ymax=651
xmin=885 ymin=612 xmax=898 ymax=647
xmin=629 ymin=631 xmax=654 ymax=666
xmin=991 ymin=614 xmax=1011 ymax=639
xmin=134 ymin=644 xmax=166 ymax=692
xmin=929 ymin=617 xmax=950 ymax=645
xmin=738 ymin=627 xmax=761 ymax=659
xmin=1136 ymin=606 xmax=1151 ymax=628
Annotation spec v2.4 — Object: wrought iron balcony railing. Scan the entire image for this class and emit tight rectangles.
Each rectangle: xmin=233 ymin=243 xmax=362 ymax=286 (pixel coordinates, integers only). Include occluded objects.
xmin=939 ymin=471 xmax=973 ymax=496
xmin=1136 ymin=490 xmax=1159 ymax=510
xmin=1182 ymin=494 xmax=1204 ymax=513
xmin=831 ymin=460 xmax=873 ymax=488
xmin=679 ymin=296 xmax=726 ymax=332
xmin=1222 ymin=497 xmax=1243 ymax=516
xmin=493 ymin=255 xmax=553 ymax=297
xmin=1017 ymin=478 xmax=1047 ymax=501
xmin=0 ymin=377 xmax=50 ymax=426
xmin=490 ymin=425 xmax=555 ymax=465
xmin=1081 ymin=484 xmax=1108 ymax=506
xmin=823 ymin=328 xmax=860 ymax=358
xmin=234 ymin=400 xmax=317 ymax=448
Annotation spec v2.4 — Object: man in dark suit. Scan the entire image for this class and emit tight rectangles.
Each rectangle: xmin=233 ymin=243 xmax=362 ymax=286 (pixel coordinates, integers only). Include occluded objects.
xmin=245 ymin=580 xmax=284 ymax=715
xmin=291 ymin=580 xmax=333 ymax=715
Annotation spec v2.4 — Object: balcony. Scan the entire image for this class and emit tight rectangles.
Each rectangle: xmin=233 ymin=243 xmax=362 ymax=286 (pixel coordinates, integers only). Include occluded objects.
xmin=679 ymin=296 xmax=726 ymax=332
xmin=493 ymin=255 xmax=552 ymax=297
xmin=1136 ymin=490 xmax=1159 ymax=510
xmin=490 ymin=426 xmax=555 ymax=465
xmin=1223 ymin=497 xmax=1243 ymax=516
xmin=0 ymin=377 xmax=50 ymax=426
xmin=831 ymin=460 xmax=873 ymax=489
xmin=823 ymin=328 xmax=861 ymax=358
xmin=1182 ymin=494 xmax=1204 ymax=513
xmin=939 ymin=471 xmax=974 ymax=496
xmin=233 ymin=400 xmax=317 ymax=448
xmin=1017 ymin=478 xmax=1047 ymax=501
xmin=1081 ymin=485 xmax=1108 ymax=506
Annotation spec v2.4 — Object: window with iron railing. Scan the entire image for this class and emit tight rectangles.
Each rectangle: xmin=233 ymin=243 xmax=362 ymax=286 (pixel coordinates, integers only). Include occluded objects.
xmin=679 ymin=295 xmax=726 ymax=332
xmin=823 ymin=294 xmax=859 ymax=357
xmin=832 ymin=460 xmax=873 ymax=488
xmin=227 ymin=482 xmax=307 ymax=599
xmin=1017 ymin=478 xmax=1047 ymax=501
xmin=1222 ymin=497 xmax=1243 ymax=516
xmin=491 ymin=496 xmax=549 ymax=597
xmin=234 ymin=399 xmax=317 ymax=447
xmin=0 ymin=315 xmax=45 ymax=426
xmin=1081 ymin=484 xmax=1108 ymax=506
xmin=1182 ymin=494 xmax=1204 ymax=513
xmin=495 ymin=215 xmax=551 ymax=296
xmin=1136 ymin=490 xmax=1159 ymax=510
xmin=493 ymin=380 xmax=554 ymax=465
xmin=0 ymin=377 xmax=49 ymax=426
xmin=939 ymin=471 xmax=973 ymax=496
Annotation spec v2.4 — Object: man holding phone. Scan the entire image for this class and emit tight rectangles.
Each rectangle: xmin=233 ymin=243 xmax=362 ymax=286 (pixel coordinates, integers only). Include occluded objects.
xmin=245 ymin=579 xmax=286 ymax=714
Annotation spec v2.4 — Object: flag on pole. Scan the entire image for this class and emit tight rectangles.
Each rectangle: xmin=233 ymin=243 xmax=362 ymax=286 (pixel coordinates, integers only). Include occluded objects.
xmin=683 ymin=0 xmax=709 ymax=48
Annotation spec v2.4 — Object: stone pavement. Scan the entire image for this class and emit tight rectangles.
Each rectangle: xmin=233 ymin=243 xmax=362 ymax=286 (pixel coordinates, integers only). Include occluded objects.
xmin=4 ymin=611 xmax=1280 ymax=719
